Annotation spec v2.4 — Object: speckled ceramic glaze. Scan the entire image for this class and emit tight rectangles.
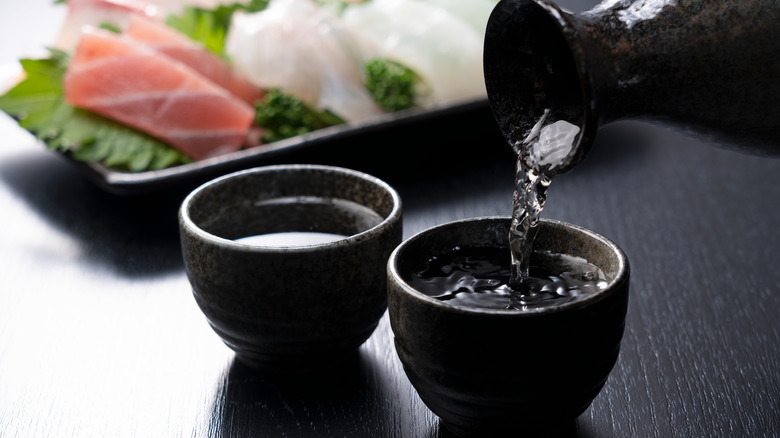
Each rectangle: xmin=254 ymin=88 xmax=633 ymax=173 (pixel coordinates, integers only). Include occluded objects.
xmin=484 ymin=0 xmax=780 ymax=173
xmin=180 ymin=165 xmax=402 ymax=373
xmin=387 ymin=218 xmax=629 ymax=436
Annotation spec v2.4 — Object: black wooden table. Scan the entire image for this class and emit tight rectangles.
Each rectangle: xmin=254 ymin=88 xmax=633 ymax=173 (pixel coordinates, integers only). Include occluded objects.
xmin=1 ymin=1 xmax=778 ymax=436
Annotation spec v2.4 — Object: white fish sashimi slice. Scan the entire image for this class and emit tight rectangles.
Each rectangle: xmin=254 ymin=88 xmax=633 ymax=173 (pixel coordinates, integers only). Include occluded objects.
xmin=341 ymin=0 xmax=487 ymax=107
xmin=54 ymin=0 xmax=162 ymax=51
xmin=419 ymin=0 xmax=497 ymax=36
xmin=225 ymin=0 xmax=384 ymax=123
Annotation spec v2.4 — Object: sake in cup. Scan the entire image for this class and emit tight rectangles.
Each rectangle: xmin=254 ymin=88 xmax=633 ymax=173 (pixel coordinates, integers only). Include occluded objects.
xmin=180 ymin=164 xmax=402 ymax=374
xmin=387 ymin=217 xmax=629 ymax=436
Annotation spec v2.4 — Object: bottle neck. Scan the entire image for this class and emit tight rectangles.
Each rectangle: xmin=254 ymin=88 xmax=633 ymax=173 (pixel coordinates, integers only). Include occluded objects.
xmin=573 ymin=0 xmax=780 ymax=154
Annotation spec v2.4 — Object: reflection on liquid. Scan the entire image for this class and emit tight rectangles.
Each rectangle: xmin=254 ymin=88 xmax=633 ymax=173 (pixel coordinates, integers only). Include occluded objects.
xmin=235 ymin=231 xmax=347 ymax=247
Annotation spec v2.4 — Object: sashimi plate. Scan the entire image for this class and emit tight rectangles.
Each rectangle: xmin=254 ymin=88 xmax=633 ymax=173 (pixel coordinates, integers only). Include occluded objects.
xmin=71 ymin=98 xmax=492 ymax=195
xmin=1 ymin=57 xmax=493 ymax=195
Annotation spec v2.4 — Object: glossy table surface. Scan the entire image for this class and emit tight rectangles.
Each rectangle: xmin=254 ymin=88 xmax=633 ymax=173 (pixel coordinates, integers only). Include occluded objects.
xmin=1 ymin=1 xmax=778 ymax=437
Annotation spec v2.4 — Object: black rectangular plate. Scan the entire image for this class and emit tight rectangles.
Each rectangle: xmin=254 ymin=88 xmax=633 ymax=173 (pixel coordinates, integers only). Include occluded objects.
xmin=67 ymin=99 xmax=498 ymax=195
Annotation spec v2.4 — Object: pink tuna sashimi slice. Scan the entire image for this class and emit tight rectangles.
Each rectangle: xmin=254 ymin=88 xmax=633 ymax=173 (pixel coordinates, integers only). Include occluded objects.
xmin=64 ymin=28 xmax=255 ymax=161
xmin=124 ymin=15 xmax=264 ymax=105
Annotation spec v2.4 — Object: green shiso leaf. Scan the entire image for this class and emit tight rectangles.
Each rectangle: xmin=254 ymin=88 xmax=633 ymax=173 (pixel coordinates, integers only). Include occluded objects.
xmin=0 ymin=49 xmax=191 ymax=172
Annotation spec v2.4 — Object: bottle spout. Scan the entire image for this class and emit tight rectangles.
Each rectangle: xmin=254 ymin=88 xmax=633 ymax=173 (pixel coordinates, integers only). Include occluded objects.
xmin=484 ymin=0 xmax=598 ymax=175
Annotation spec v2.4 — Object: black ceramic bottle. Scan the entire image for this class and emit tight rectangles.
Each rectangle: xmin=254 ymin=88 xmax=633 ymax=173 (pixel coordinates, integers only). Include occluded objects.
xmin=484 ymin=0 xmax=780 ymax=173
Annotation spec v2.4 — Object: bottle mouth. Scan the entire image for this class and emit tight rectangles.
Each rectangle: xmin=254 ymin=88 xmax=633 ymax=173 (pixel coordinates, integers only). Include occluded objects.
xmin=483 ymin=0 xmax=595 ymax=174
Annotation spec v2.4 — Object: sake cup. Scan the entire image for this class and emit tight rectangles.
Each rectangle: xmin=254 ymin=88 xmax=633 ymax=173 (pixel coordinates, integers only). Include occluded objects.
xmin=180 ymin=164 xmax=402 ymax=373
xmin=387 ymin=217 xmax=629 ymax=436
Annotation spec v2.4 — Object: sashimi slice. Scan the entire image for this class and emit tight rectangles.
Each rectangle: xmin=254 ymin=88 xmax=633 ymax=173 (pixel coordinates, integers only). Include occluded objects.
xmin=125 ymin=15 xmax=264 ymax=105
xmin=54 ymin=0 xmax=252 ymax=52
xmin=225 ymin=0 xmax=385 ymax=123
xmin=341 ymin=0 xmax=487 ymax=107
xmin=55 ymin=0 xmax=161 ymax=51
xmin=64 ymin=28 xmax=255 ymax=161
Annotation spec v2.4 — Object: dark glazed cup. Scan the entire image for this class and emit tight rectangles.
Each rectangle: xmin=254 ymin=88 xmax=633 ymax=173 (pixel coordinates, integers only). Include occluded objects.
xmin=387 ymin=217 xmax=629 ymax=436
xmin=180 ymin=165 xmax=402 ymax=373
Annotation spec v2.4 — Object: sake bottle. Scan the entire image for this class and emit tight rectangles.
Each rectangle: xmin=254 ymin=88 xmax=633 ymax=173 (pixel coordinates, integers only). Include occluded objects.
xmin=483 ymin=0 xmax=780 ymax=174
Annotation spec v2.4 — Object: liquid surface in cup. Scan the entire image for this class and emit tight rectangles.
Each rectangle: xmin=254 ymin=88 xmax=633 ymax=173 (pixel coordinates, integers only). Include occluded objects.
xmin=235 ymin=231 xmax=347 ymax=247
xmin=224 ymin=196 xmax=384 ymax=246
xmin=409 ymin=246 xmax=607 ymax=310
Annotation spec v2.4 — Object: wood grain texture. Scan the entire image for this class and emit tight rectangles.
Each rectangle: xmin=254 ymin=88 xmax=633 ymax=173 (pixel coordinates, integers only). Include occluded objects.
xmin=3 ymin=114 xmax=777 ymax=438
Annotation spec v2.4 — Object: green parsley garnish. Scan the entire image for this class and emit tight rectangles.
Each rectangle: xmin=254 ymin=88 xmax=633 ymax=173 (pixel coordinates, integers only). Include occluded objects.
xmin=364 ymin=58 xmax=423 ymax=112
xmin=98 ymin=21 xmax=122 ymax=34
xmin=254 ymin=89 xmax=344 ymax=143
xmin=0 ymin=50 xmax=190 ymax=172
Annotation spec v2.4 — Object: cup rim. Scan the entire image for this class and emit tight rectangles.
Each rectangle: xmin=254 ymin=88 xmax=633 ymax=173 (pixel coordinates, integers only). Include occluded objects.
xmin=179 ymin=164 xmax=402 ymax=252
xmin=388 ymin=216 xmax=629 ymax=316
